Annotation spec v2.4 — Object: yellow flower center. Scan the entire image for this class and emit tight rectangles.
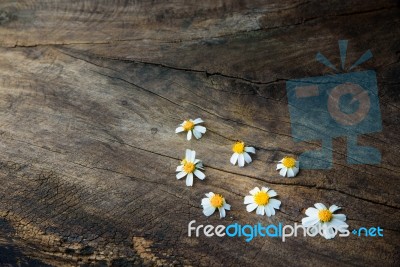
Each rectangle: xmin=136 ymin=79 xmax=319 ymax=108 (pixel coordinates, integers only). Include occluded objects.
xmin=232 ymin=141 xmax=245 ymax=153
xmin=210 ymin=194 xmax=224 ymax=208
xmin=183 ymin=120 xmax=195 ymax=131
xmin=183 ymin=162 xmax=195 ymax=173
xmin=282 ymin=157 xmax=296 ymax=168
xmin=318 ymin=209 xmax=333 ymax=223
xmin=254 ymin=191 xmax=269 ymax=206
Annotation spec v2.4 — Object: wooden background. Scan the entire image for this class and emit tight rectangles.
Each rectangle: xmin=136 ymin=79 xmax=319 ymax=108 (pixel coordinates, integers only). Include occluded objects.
xmin=0 ymin=0 xmax=399 ymax=266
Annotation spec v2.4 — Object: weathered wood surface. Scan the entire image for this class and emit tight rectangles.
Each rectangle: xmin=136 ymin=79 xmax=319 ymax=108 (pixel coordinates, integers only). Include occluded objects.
xmin=0 ymin=0 xmax=399 ymax=266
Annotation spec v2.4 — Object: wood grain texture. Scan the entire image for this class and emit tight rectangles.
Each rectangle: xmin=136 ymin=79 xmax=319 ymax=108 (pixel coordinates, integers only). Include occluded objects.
xmin=0 ymin=0 xmax=399 ymax=266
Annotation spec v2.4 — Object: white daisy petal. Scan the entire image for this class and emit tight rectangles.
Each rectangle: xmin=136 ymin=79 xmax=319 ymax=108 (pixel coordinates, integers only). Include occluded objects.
xmin=244 ymin=196 xmax=254 ymax=204
xmin=186 ymin=173 xmax=193 ymax=186
xmin=279 ymin=167 xmax=288 ymax=177
xmin=203 ymin=206 xmax=216 ymax=216
xmin=321 ymin=229 xmax=331 ymax=240
xmin=185 ymin=149 xmax=191 ymax=160
xmin=268 ymin=205 xmax=276 ymax=216
xmin=264 ymin=206 xmax=272 ymax=217
xmin=268 ymin=199 xmax=281 ymax=210
xmin=194 ymin=170 xmax=205 ymax=180
xmin=330 ymin=218 xmax=348 ymax=229
xmin=287 ymin=168 xmax=295 ymax=177
xmin=292 ymin=167 xmax=299 ymax=176
xmin=276 ymin=163 xmax=284 ymax=170
xmin=314 ymin=203 xmax=327 ymax=210
xmin=249 ymin=187 xmax=260 ymax=195
xmin=329 ymin=205 xmax=341 ymax=213
xmin=267 ymin=190 xmax=278 ymax=198
xmin=305 ymin=207 xmax=319 ymax=217
xmin=246 ymin=203 xmax=258 ymax=212
xmin=322 ymin=224 xmax=335 ymax=239
xmin=269 ymin=206 xmax=275 ymax=215
xmin=201 ymin=198 xmax=210 ymax=206
xmin=230 ymin=153 xmax=239 ymax=165
xmin=261 ymin=187 xmax=269 ymax=192
xmin=205 ymin=192 xmax=214 ymax=198
xmin=193 ymin=118 xmax=204 ymax=124
xmin=194 ymin=125 xmax=206 ymax=133
xmin=175 ymin=126 xmax=184 ymax=133
xmin=176 ymin=171 xmax=186 ymax=179
xmin=187 ymin=130 xmax=192 ymax=140
xmin=256 ymin=206 xmax=265 ymax=215
xmin=238 ymin=154 xmax=245 ymax=167
xmin=190 ymin=150 xmax=196 ymax=162
xmin=301 ymin=216 xmax=320 ymax=227
xmin=219 ymin=208 xmax=226 ymax=218
xmin=223 ymin=203 xmax=231 ymax=210
xmin=192 ymin=129 xmax=202 ymax=139
xmin=332 ymin=214 xmax=346 ymax=221
xmin=195 ymin=163 xmax=204 ymax=170
xmin=176 ymin=165 xmax=183 ymax=172
xmin=243 ymin=152 xmax=252 ymax=163
xmin=244 ymin=147 xmax=256 ymax=153
xmin=328 ymin=227 xmax=337 ymax=238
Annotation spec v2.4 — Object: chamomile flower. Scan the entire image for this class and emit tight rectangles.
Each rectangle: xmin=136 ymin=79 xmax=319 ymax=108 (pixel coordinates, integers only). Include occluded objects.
xmin=175 ymin=118 xmax=206 ymax=140
xmin=201 ymin=192 xmax=231 ymax=218
xmin=301 ymin=203 xmax=349 ymax=239
xmin=244 ymin=187 xmax=281 ymax=216
xmin=276 ymin=156 xmax=299 ymax=177
xmin=230 ymin=141 xmax=255 ymax=167
xmin=176 ymin=149 xmax=205 ymax=186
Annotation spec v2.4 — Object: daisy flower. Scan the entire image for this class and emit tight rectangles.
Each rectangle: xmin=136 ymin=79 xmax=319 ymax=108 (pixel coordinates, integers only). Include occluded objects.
xmin=230 ymin=141 xmax=255 ymax=167
xmin=201 ymin=192 xmax=231 ymax=218
xmin=176 ymin=149 xmax=205 ymax=186
xmin=244 ymin=187 xmax=281 ymax=216
xmin=301 ymin=203 xmax=349 ymax=239
xmin=276 ymin=156 xmax=299 ymax=177
xmin=175 ymin=118 xmax=206 ymax=140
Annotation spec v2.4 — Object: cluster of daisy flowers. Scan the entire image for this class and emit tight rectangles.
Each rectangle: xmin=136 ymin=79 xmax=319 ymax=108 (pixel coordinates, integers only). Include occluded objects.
xmin=175 ymin=118 xmax=298 ymax=178
xmin=200 ymin=187 xmax=282 ymax=219
xmin=174 ymin=118 xmax=348 ymax=239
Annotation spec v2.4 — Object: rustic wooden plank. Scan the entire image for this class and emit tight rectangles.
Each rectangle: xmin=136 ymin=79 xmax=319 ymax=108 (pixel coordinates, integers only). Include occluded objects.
xmin=0 ymin=0 xmax=399 ymax=266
